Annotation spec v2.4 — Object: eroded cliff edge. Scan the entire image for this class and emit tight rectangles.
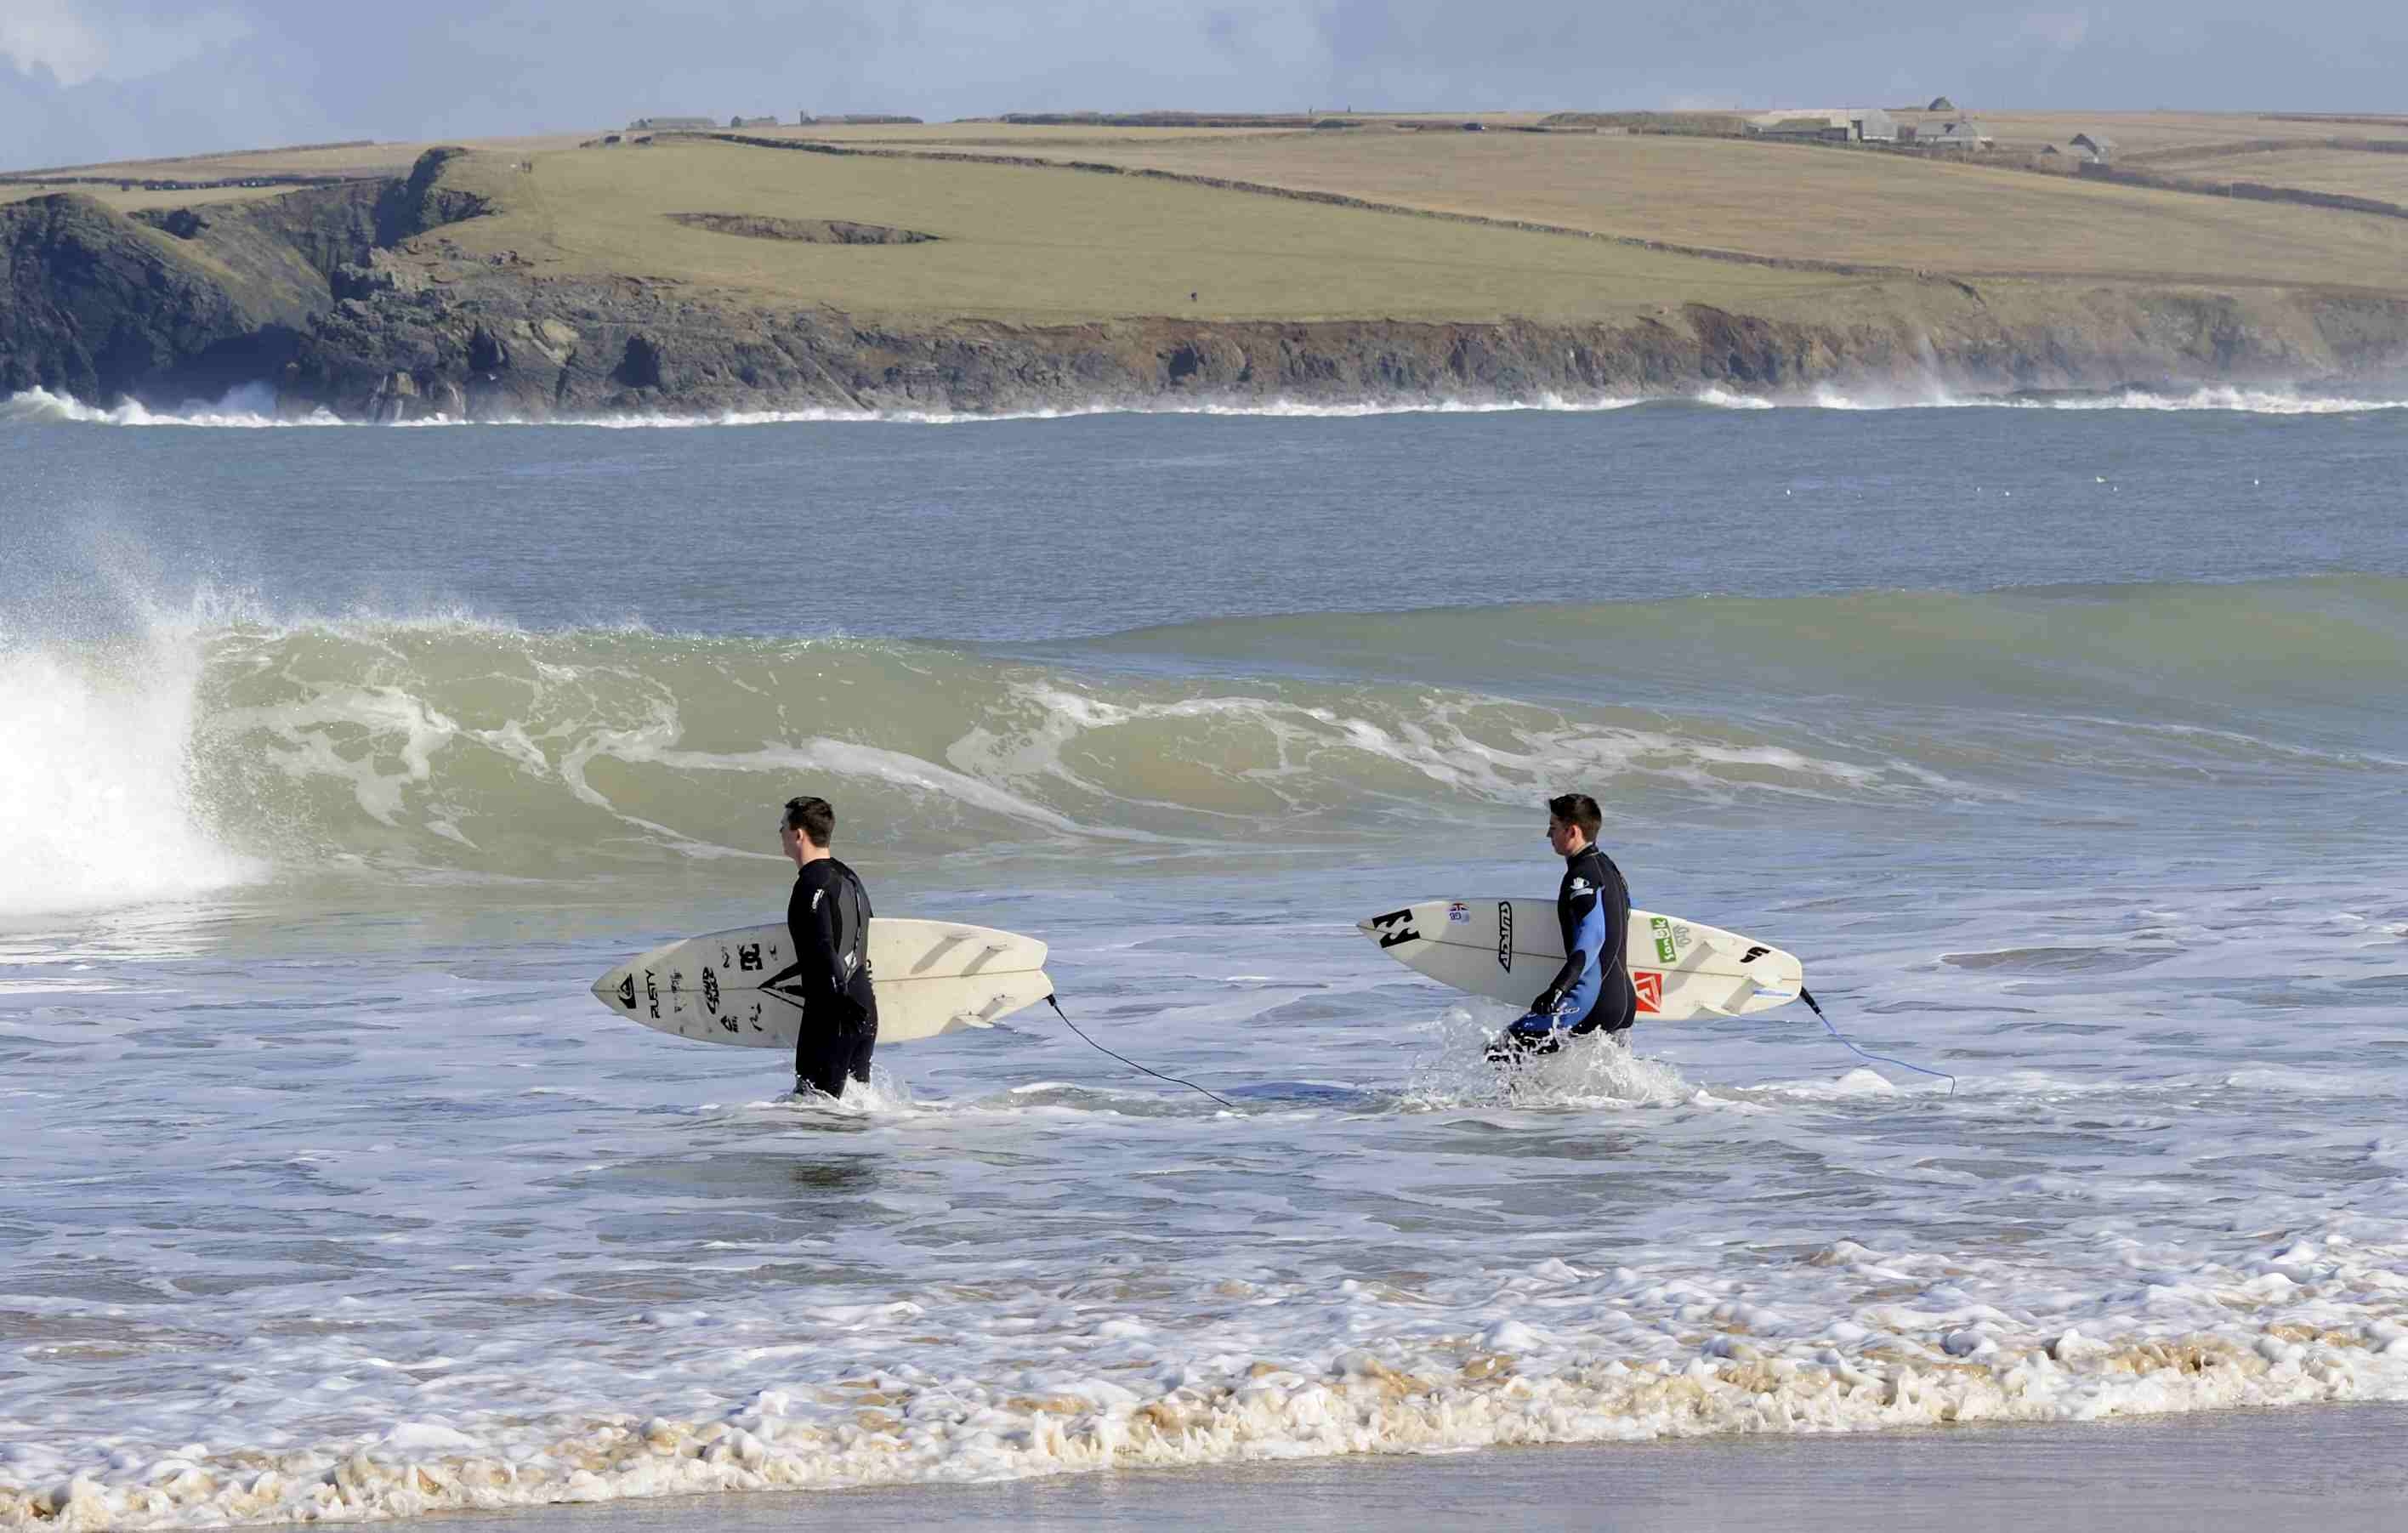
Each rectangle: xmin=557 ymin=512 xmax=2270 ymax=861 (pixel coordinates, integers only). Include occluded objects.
xmin=7 ymin=151 xmax=2407 ymax=420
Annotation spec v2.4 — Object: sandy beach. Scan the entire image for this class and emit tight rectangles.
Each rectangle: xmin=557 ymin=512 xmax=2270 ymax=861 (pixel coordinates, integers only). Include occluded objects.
xmin=447 ymin=1404 xmax=2408 ymax=1532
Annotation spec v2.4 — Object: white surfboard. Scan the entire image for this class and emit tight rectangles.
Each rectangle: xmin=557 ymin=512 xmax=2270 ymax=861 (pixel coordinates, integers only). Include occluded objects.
xmin=1359 ymin=900 xmax=1801 ymax=1024
xmin=592 ymin=918 xmax=1052 ymax=1048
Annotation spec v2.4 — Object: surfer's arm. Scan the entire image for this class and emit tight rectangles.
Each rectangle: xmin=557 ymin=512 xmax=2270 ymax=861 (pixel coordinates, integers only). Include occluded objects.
xmin=787 ymin=875 xmax=844 ymax=1001
xmin=1533 ymin=886 xmax=1599 ymax=1014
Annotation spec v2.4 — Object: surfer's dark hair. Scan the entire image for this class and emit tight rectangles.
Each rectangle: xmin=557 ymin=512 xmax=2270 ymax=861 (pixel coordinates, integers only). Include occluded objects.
xmin=1548 ymin=793 xmax=1602 ymax=840
xmin=781 ymin=796 xmax=836 ymax=846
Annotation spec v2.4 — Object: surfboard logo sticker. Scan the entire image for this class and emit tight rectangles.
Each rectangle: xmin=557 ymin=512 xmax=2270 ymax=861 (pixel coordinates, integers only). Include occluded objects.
xmin=1496 ymin=901 xmax=1514 ymax=972
xmin=1650 ymin=917 xmax=1680 ymax=966
xmin=1449 ymin=902 xmax=1470 ymax=923
xmin=644 ymin=968 xmax=660 ymax=1018
xmin=702 ymin=968 xmax=721 ymax=1014
xmin=1633 ymin=970 xmax=1663 ymax=1014
xmin=737 ymin=943 xmax=762 ymax=972
xmin=1367 ymin=908 xmax=1420 ymax=948
xmin=616 ymin=974 xmax=636 ymax=1010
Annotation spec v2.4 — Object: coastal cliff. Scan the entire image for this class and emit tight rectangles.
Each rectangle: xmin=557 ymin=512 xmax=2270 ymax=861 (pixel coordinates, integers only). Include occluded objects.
xmin=7 ymin=150 xmax=2408 ymax=419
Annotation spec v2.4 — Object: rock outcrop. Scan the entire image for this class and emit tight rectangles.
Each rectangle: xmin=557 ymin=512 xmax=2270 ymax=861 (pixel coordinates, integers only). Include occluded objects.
xmin=0 ymin=194 xmax=257 ymax=402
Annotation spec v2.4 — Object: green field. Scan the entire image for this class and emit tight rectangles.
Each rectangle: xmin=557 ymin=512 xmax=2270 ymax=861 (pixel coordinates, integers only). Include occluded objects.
xmin=12 ymin=110 xmax=2408 ymax=326
xmin=421 ymin=139 xmax=1860 ymax=323
xmin=883 ymin=127 xmax=2408 ymax=292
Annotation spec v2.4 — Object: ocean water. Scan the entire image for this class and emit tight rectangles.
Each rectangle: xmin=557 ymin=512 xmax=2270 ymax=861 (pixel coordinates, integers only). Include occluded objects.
xmin=2 ymin=389 xmax=2405 ymax=1528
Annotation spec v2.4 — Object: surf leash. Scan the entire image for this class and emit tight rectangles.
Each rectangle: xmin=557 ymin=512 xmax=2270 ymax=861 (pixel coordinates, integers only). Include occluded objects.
xmin=1798 ymin=987 xmax=1957 ymax=1098
xmin=1045 ymin=995 xmax=1239 ymax=1111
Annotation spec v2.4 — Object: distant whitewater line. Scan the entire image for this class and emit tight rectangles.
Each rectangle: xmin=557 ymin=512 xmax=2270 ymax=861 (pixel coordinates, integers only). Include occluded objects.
xmin=9 ymin=382 xmax=2408 ymax=429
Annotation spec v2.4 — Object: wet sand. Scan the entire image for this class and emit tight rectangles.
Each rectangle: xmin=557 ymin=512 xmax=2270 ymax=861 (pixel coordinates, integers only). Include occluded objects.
xmin=456 ymin=1403 xmax=2407 ymax=1531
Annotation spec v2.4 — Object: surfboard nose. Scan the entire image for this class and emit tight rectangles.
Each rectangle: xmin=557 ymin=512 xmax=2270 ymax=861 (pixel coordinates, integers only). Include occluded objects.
xmin=592 ymin=967 xmax=636 ymax=1013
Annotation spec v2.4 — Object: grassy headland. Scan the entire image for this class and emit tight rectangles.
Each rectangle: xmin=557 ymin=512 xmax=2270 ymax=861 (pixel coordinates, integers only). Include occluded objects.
xmin=5 ymin=110 xmax=2408 ymax=416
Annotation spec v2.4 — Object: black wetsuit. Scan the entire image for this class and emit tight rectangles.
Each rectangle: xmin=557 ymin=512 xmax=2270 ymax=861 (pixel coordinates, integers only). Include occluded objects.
xmin=1489 ymin=843 xmax=1635 ymax=1059
xmin=785 ymin=856 xmax=877 ymax=1097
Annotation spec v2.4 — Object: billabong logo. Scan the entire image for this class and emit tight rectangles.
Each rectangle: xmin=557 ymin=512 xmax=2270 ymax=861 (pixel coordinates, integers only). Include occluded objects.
xmin=1633 ymin=970 xmax=1663 ymax=1013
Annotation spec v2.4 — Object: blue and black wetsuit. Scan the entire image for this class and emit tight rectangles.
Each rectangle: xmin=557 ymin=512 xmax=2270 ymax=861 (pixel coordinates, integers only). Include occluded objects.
xmin=784 ymin=857 xmax=878 ymax=1097
xmin=1490 ymin=843 xmax=1634 ymax=1059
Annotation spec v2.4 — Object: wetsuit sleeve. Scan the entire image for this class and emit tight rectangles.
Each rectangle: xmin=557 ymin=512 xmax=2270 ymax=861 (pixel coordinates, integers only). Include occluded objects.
xmin=787 ymin=872 xmax=845 ymax=1007
xmin=1533 ymin=882 xmax=1599 ymax=1014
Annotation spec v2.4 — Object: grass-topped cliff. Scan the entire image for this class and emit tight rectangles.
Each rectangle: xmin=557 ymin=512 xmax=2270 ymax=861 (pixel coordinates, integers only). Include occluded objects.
xmin=6 ymin=111 xmax=2408 ymax=417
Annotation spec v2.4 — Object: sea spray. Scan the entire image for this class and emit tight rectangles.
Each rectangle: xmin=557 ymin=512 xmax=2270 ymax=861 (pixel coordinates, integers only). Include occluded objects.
xmin=0 ymin=612 xmax=260 ymax=916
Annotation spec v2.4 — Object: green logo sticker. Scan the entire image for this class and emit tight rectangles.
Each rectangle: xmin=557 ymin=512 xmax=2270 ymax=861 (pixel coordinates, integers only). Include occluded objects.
xmin=1650 ymin=916 xmax=1679 ymax=966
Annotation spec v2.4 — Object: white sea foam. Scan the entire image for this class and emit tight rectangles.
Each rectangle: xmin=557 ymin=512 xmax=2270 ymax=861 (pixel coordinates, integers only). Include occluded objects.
xmin=1799 ymin=381 xmax=2408 ymax=414
xmin=0 ymin=610 xmax=261 ymax=917
xmin=0 ymin=383 xmax=341 ymax=428
xmin=18 ymin=378 xmax=2403 ymax=429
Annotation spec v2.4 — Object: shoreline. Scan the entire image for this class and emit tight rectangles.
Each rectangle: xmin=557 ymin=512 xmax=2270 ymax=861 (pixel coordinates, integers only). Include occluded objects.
xmin=420 ymin=1403 xmax=2408 ymax=1533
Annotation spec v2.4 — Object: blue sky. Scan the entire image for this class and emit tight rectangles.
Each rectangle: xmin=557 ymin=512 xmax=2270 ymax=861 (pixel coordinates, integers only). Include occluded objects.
xmin=4 ymin=2 xmax=2399 ymax=170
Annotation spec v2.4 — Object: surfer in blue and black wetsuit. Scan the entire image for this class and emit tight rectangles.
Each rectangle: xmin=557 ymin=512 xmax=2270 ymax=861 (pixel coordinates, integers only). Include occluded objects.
xmin=1486 ymin=792 xmax=1635 ymax=1062
xmin=776 ymin=795 xmax=880 ymax=1099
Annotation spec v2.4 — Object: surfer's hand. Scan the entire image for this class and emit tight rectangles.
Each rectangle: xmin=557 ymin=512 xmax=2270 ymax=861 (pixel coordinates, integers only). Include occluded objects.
xmin=1531 ymin=987 xmax=1565 ymax=1016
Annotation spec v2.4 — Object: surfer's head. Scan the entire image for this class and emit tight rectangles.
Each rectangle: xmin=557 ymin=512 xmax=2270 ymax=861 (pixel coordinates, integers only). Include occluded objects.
xmin=780 ymin=796 xmax=836 ymax=863
xmin=1546 ymin=792 xmax=1600 ymax=855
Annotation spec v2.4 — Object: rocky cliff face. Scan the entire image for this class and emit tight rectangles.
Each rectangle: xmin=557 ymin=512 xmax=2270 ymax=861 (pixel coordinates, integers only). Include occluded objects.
xmin=0 ymin=194 xmax=259 ymax=402
xmin=7 ymin=150 xmax=2408 ymax=420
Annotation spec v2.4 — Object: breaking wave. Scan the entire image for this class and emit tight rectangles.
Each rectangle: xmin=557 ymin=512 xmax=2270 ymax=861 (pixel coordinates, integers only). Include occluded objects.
xmin=3 ymin=575 xmax=2401 ymax=912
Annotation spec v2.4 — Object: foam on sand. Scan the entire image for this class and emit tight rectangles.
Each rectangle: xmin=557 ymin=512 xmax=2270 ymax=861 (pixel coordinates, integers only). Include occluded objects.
xmin=4 ymin=1229 xmax=2401 ymax=1530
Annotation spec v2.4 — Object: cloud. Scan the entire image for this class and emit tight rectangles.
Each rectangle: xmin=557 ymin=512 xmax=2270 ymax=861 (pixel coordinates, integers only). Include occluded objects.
xmin=1 ymin=1 xmax=109 ymax=87
xmin=1 ymin=3 xmax=252 ymax=88
xmin=2017 ymin=9 xmax=2093 ymax=50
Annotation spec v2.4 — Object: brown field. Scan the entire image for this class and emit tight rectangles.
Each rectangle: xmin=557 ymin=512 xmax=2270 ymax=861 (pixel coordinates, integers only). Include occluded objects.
xmin=872 ymin=127 xmax=2408 ymax=290
xmin=0 ymin=133 xmax=594 ymax=197
xmin=0 ymin=181 xmax=297 ymax=212
xmin=18 ymin=109 xmax=2408 ymax=326
xmin=423 ymin=139 xmax=1856 ymax=322
xmin=2152 ymin=147 xmax=2408 ymax=203
xmin=1888 ymin=110 xmax=2350 ymax=156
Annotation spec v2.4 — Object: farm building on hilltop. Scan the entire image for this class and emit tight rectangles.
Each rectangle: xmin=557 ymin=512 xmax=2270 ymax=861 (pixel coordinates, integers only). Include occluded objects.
xmin=1744 ymin=108 xmax=1896 ymax=143
xmin=1922 ymin=118 xmax=1993 ymax=150
xmin=2070 ymin=131 xmax=2116 ymax=161
xmin=1927 ymin=95 xmax=1956 ymax=111
xmin=629 ymin=116 xmax=715 ymax=130
xmin=730 ymin=115 xmax=783 ymax=128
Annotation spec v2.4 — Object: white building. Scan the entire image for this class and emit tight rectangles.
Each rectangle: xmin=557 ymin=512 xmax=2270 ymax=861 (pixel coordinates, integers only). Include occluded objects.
xmin=1744 ymin=108 xmax=1896 ymax=143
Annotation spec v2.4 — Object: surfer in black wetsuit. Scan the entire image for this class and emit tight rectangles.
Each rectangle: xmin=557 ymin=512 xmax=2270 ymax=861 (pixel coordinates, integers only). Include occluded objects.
xmin=1486 ymin=792 xmax=1636 ymax=1062
xmin=776 ymin=795 xmax=879 ymax=1099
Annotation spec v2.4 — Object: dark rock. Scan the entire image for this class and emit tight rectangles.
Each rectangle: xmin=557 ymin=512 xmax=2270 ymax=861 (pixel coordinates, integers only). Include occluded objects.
xmin=373 ymin=148 xmax=491 ymax=247
xmin=0 ymin=194 xmax=253 ymax=402
xmin=469 ymin=322 xmax=509 ymax=372
xmin=616 ymin=332 xmax=666 ymax=389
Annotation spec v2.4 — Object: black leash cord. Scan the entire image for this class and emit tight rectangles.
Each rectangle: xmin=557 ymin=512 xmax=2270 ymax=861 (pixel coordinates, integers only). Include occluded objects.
xmin=1045 ymin=995 xmax=1239 ymax=1111
xmin=1799 ymin=985 xmax=1957 ymax=1098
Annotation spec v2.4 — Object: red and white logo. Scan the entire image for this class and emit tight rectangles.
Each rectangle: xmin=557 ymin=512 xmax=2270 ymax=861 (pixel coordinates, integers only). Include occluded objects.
xmin=1633 ymin=970 xmax=1663 ymax=1014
